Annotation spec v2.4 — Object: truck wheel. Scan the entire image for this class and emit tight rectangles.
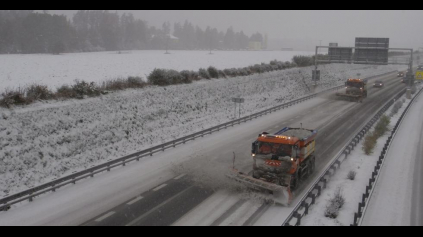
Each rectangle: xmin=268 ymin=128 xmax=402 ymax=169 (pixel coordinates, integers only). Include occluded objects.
xmin=309 ymin=157 xmax=315 ymax=175
xmin=290 ymin=171 xmax=299 ymax=190
xmin=253 ymin=170 xmax=260 ymax=179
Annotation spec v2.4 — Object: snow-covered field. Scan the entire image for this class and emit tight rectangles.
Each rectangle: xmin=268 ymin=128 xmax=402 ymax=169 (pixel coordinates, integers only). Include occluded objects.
xmin=0 ymin=62 xmax=404 ymax=198
xmin=300 ymin=84 xmax=422 ymax=226
xmin=0 ymin=50 xmax=313 ymax=91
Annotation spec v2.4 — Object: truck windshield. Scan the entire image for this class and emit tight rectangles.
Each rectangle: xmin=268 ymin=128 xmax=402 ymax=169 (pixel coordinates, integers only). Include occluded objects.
xmin=257 ymin=142 xmax=292 ymax=156
xmin=346 ymin=81 xmax=363 ymax=88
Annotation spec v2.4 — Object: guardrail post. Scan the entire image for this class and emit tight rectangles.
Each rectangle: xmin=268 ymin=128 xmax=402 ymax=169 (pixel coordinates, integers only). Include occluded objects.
xmin=302 ymin=202 xmax=309 ymax=215
xmin=353 ymin=213 xmax=358 ymax=225
xmin=294 ymin=212 xmax=301 ymax=226
xmin=316 ymin=184 xmax=322 ymax=196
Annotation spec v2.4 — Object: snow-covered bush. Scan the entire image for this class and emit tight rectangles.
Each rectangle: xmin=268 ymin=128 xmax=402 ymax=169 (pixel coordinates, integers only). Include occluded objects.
xmin=26 ymin=84 xmax=54 ymax=101
xmin=218 ymin=70 xmax=227 ymax=79
xmin=198 ymin=68 xmax=210 ymax=79
xmin=347 ymin=170 xmax=356 ymax=180
xmin=180 ymin=70 xmax=194 ymax=84
xmin=71 ymin=80 xmax=101 ymax=98
xmin=102 ymin=76 xmax=147 ymax=91
xmin=362 ymin=131 xmax=377 ymax=155
xmin=251 ymin=64 xmax=265 ymax=74
xmin=238 ymin=68 xmax=250 ymax=76
xmin=148 ymin=68 xmax=171 ymax=86
xmin=390 ymin=101 xmax=403 ymax=117
xmin=288 ymin=61 xmax=296 ymax=68
xmin=56 ymin=85 xmax=76 ymax=98
xmin=223 ymin=68 xmax=238 ymax=77
xmin=292 ymin=55 xmax=313 ymax=67
xmin=207 ymin=66 xmax=219 ymax=79
xmin=324 ymin=187 xmax=345 ymax=219
xmin=362 ymin=115 xmax=390 ymax=155
xmin=374 ymin=115 xmax=390 ymax=137
xmin=0 ymin=88 xmax=27 ymax=108
xmin=167 ymin=69 xmax=183 ymax=84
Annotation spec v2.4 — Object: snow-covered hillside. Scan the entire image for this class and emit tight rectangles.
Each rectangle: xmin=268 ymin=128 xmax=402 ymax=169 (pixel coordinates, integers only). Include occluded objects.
xmin=0 ymin=63 xmax=404 ymax=197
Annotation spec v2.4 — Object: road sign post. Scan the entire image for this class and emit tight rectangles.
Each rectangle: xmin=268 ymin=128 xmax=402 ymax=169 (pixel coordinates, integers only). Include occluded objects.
xmin=232 ymin=98 xmax=245 ymax=119
xmin=312 ymin=70 xmax=320 ymax=81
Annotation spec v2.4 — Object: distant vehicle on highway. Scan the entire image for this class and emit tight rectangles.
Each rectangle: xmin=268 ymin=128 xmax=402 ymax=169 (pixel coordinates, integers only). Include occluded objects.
xmin=373 ymin=80 xmax=384 ymax=88
xmin=418 ymin=65 xmax=423 ymax=70
xmin=397 ymin=71 xmax=404 ymax=77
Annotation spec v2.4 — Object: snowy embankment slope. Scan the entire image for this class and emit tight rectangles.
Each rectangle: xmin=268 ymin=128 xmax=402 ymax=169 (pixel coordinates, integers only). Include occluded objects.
xmin=0 ymin=63 xmax=403 ymax=197
xmin=361 ymin=87 xmax=423 ymax=226
xmin=299 ymin=84 xmax=422 ymax=226
xmin=0 ymin=50 xmax=312 ymax=91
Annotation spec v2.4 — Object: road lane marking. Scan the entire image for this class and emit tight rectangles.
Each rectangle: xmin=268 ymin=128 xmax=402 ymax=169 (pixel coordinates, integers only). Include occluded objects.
xmin=125 ymin=186 xmax=194 ymax=226
xmin=153 ymin=184 xmax=167 ymax=191
xmin=174 ymin=174 xmax=186 ymax=180
xmin=95 ymin=211 xmax=115 ymax=222
xmin=127 ymin=196 xmax=144 ymax=205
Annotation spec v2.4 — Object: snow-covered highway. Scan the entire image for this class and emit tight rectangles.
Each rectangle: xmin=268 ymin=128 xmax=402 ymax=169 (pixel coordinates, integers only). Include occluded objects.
xmin=0 ymin=71 xmax=405 ymax=226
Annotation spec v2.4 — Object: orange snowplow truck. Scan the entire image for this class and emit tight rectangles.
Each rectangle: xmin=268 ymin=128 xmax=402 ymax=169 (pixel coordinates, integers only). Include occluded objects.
xmin=336 ymin=78 xmax=368 ymax=102
xmin=227 ymin=127 xmax=317 ymax=206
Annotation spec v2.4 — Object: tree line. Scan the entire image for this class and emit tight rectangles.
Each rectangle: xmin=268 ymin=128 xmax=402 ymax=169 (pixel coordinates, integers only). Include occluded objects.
xmin=0 ymin=10 xmax=265 ymax=54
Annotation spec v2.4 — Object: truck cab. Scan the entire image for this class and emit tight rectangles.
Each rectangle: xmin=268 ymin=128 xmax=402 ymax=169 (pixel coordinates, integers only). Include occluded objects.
xmin=251 ymin=127 xmax=317 ymax=190
xmin=345 ymin=79 xmax=367 ymax=97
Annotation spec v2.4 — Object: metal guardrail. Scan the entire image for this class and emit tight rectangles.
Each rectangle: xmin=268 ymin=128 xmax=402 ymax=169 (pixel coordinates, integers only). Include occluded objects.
xmin=352 ymin=83 xmax=423 ymax=226
xmin=282 ymin=73 xmax=405 ymax=226
xmin=0 ymin=70 xmax=398 ymax=212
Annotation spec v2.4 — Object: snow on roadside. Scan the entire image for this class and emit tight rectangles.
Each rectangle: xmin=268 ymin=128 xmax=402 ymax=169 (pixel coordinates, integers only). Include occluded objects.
xmin=361 ymin=86 xmax=423 ymax=226
xmin=300 ymin=84 xmax=421 ymax=226
xmin=0 ymin=63 xmax=404 ymax=197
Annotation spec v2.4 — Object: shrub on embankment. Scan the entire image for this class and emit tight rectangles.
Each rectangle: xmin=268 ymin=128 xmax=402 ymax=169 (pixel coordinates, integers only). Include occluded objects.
xmin=0 ymin=77 xmax=147 ymax=108
xmin=362 ymin=115 xmax=391 ymax=155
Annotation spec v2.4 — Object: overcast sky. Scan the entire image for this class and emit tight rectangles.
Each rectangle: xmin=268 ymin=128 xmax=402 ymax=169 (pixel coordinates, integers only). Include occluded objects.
xmin=48 ymin=10 xmax=423 ymax=50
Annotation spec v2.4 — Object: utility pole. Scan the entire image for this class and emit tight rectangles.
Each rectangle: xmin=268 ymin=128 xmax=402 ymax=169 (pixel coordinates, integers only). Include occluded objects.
xmin=314 ymin=46 xmax=318 ymax=87
xmin=209 ymin=37 xmax=213 ymax=54
xmin=165 ymin=34 xmax=170 ymax=54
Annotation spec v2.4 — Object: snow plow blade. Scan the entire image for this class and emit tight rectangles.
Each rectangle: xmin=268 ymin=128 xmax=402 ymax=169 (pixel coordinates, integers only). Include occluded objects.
xmin=335 ymin=93 xmax=360 ymax=98
xmin=226 ymin=169 xmax=292 ymax=206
